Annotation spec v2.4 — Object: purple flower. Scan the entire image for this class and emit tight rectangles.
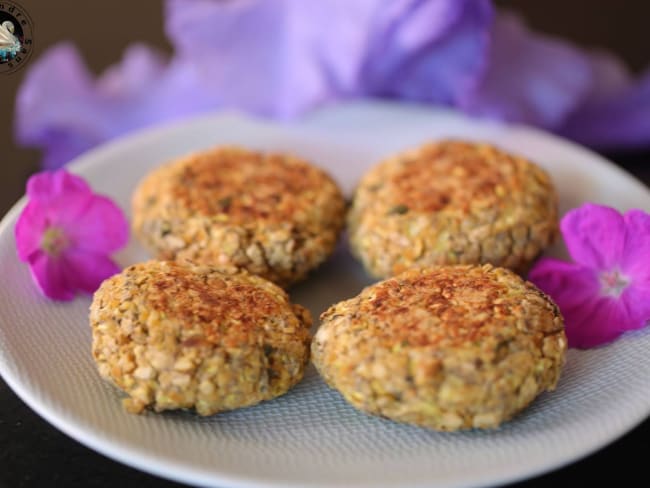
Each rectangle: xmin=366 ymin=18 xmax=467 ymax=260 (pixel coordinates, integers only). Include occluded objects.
xmin=529 ymin=204 xmax=650 ymax=349
xmin=460 ymin=11 xmax=592 ymax=129
xmin=165 ymin=0 xmax=359 ymax=116
xmin=13 ymin=1 xmax=650 ymax=169
xmin=165 ymin=0 xmax=493 ymax=113
xmin=559 ymin=51 xmax=650 ymax=150
xmin=16 ymin=0 xmax=493 ymax=167
xmin=15 ymin=43 xmax=221 ymax=169
xmin=359 ymin=0 xmax=492 ymax=105
xmin=459 ymin=11 xmax=650 ymax=144
xmin=14 ymin=170 xmax=128 ymax=300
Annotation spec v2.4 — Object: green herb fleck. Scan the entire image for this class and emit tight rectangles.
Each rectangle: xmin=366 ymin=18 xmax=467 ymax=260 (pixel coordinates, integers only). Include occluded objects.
xmin=218 ymin=196 xmax=233 ymax=210
xmin=388 ymin=204 xmax=409 ymax=215
xmin=160 ymin=222 xmax=172 ymax=237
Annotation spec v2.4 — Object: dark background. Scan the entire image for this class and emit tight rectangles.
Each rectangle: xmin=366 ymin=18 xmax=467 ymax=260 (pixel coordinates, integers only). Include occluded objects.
xmin=1 ymin=1 xmax=649 ymax=487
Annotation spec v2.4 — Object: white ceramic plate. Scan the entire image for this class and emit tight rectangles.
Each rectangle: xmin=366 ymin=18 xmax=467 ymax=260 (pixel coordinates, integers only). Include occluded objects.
xmin=1 ymin=101 xmax=649 ymax=488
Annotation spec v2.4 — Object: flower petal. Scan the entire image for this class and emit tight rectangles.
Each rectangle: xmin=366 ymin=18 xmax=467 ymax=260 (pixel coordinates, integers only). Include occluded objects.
xmin=528 ymin=257 xmax=619 ymax=348
xmin=529 ymin=256 xmax=648 ymax=348
xmin=166 ymin=0 xmax=493 ymax=115
xmin=620 ymin=209 xmax=650 ymax=283
xmin=27 ymin=251 xmax=75 ymax=301
xmin=620 ymin=283 xmax=650 ymax=331
xmin=15 ymin=43 xmax=105 ymax=169
xmin=14 ymin=202 xmax=47 ymax=262
xmin=165 ymin=0 xmax=367 ymax=116
xmin=560 ymin=203 xmax=625 ymax=271
xmin=61 ymin=250 xmax=121 ymax=294
xmin=528 ymin=257 xmax=600 ymax=313
xmin=15 ymin=43 xmax=214 ymax=169
xmin=38 ymin=133 xmax=97 ymax=171
xmin=559 ymin=51 xmax=650 ymax=150
xmin=27 ymin=183 xmax=95 ymax=232
xmin=26 ymin=169 xmax=91 ymax=203
xmin=362 ymin=0 xmax=493 ymax=105
xmin=16 ymin=171 xmax=99 ymax=262
xmin=621 ymin=209 xmax=650 ymax=328
xmin=95 ymin=44 xmax=221 ymax=129
xmin=567 ymin=297 xmax=634 ymax=349
xmin=66 ymin=195 xmax=129 ymax=253
xmin=459 ymin=11 xmax=592 ymax=128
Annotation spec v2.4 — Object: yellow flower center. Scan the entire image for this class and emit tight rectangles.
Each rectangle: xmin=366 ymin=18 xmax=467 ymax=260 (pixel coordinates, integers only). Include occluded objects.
xmin=600 ymin=269 xmax=629 ymax=298
xmin=40 ymin=227 xmax=69 ymax=257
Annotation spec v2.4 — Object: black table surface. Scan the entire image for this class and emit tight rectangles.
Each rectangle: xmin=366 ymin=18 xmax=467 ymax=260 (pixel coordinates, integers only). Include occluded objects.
xmin=1 ymin=153 xmax=649 ymax=488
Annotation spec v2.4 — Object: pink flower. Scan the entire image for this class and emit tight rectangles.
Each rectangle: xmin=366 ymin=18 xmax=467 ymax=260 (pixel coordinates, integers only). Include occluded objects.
xmin=529 ymin=204 xmax=650 ymax=349
xmin=14 ymin=170 xmax=128 ymax=301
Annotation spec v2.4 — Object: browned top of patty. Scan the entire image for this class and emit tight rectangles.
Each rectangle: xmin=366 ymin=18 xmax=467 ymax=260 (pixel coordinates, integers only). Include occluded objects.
xmin=360 ymin=140 xmax=551 ymax=215
xmin=98 ymin=260 xmax=311 ymax=349
xmin=320 ymin=265 xmax=562 ymax=349
xmin=135 ymin=146 xmax=342 ymax=225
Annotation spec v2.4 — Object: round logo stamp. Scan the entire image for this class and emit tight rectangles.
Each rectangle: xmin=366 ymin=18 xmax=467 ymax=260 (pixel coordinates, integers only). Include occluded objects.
xmin=0 ymin=1 xmax=33 ymax=74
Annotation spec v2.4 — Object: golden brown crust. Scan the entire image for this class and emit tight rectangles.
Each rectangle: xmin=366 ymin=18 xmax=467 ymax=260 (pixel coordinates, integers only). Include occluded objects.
xmin=132 ymin=147 xmax=346 ymax=287
xmin=348 ymin=141 xmax=559 ymax=277
xmin=90 ymin=260 xmax=312 ymax=415
xmin=312 ymin=264 xmax=567 ymax=431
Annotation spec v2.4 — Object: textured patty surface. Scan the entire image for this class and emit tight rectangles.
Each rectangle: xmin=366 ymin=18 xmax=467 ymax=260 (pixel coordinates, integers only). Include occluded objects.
xmin=90 ymin=260 xmax=312 ymax=415
xmin=312 ymin=264 xmax=566 ymax=431
xmin=132 ymin=146 xmax=346 ymax=287
xmin=348 ymin=140 xmax=558 ymax=278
